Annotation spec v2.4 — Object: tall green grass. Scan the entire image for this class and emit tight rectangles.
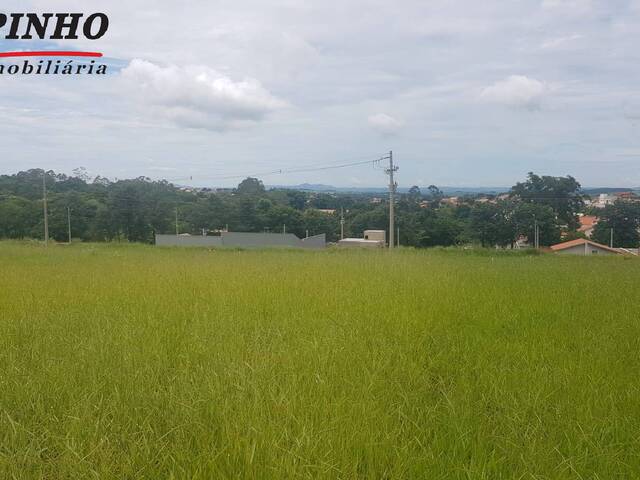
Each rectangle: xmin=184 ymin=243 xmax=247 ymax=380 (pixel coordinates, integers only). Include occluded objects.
xmin=1 ymin=242 xmax=639 ymax=479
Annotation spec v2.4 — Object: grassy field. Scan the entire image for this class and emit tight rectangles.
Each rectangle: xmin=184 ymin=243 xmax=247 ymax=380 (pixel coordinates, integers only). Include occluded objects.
xmin=1 ymin=242 xmax=639 ymax=479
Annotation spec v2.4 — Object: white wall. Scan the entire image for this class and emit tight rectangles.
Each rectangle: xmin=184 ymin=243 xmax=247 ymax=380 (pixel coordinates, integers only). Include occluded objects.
xmin=556 ymin=244 xmax=617 ymax=256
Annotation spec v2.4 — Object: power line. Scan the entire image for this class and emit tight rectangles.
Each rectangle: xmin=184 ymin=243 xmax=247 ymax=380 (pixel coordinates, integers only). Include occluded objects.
xmin=165 ymin=156 xmax=385 ymax=183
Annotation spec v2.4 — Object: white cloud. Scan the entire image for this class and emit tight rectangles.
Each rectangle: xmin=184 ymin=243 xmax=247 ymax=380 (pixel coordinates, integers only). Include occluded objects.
xmin=541 ymin=34 xmax=583 ymax=49
xmin=480 ymin=75 xmax=549 ymax=110
xmin=120 ymin=59 xmax=286 ymax=131
xmin=367 ymin=113 xmax=404 ymax=135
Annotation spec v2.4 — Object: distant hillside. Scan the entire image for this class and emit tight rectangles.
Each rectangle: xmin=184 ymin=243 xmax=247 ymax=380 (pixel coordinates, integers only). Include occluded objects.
xmin=269 ymin=184 xmax=511 ymax=195
xmin=268 ymin=184 xmax=639 ymax=196
xmin=583 ymin=187 xmax=640 ymax=195
xmin=269 ymin=183 xmax=337 ymax=192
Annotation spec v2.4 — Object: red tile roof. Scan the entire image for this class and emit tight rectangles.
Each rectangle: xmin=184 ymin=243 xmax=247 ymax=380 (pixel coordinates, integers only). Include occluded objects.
xmin=550 ymin=238 xmax=621 ymax=254
xmin=578 ymin=215 xmax=598 ymax=233
xmin=580 ymin=215 xmax=597 ymax=227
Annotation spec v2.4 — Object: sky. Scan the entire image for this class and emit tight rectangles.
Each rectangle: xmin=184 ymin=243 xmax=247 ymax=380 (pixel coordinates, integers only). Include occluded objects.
xmin=0 ymin=0 xmax=639 ymax=188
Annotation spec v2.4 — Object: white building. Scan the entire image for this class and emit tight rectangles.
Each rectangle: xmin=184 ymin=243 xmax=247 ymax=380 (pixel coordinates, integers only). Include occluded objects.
xmin=338 ymin=229 xmax=386 ymax=248
xmin=363 ymin=230 xmax=386 ymax=243
xmin=593 ymin=193 xmax=616 ymax=208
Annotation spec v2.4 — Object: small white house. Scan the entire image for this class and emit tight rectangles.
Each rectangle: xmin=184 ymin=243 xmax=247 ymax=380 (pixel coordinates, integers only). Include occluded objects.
xmin=593 ymin=194 xmax=616 ymax=209
xmin=338 ymin=230 xmax=386 ymax=248
xmin=363 ymin=230 xmax=386 ymax=243
xmin=337 ymin=238 xmax=385 ymax=248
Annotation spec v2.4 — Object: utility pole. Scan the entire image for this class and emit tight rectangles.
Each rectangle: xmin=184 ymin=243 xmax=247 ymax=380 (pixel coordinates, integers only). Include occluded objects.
xmin=397 ymin=227 xmax=400 ymax=247
xmin=610 ymin=228 xmax=614 ymax=248
xmin=67 ymin=207 xmax=72 ymax=244
xmin=175 ymin=208 xmax=179 ymax=236
xmin=42 ymin=171 xmax=49 ymax=246
xmin=283 ymin=224 xmax=286 ymax=234
xmin=384 ymin=150 xmax=398 ymax=249
xmin=340 ymin=208 xmax=345 ymax=240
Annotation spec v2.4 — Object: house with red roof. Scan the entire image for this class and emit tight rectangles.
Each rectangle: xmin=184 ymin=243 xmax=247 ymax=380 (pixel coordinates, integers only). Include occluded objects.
xmin=550 ymin=238 xmax=624 ymax=256
xmin=578 ymin=215 xmax=598 ymax=237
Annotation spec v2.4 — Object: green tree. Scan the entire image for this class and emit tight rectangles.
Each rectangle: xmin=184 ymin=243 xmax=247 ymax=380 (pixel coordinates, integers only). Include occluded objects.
xmin=285 ymin=191 xmax=307 ymax=210
xmin=302 ymin=209 xmax=339 ymax=241
xmin=262 ymin=205 xmax=303 ymax=236
xmin=349 ymin=205 xmax=388 ymax=238
xmin=0 ymin=195 xmax=39 ymax=238
xmin=235 ymin=177 xmax=265 ymax=196
xmin=512 ymin=202 xmax=561 ymax=247
xmin=469 ymin=202 xmax=516 ymax=247
xmin=427 ymin=185 xmax=443 ymax=200
xmin=591 ymin=200 xmax=640 ymax=248
xmin=181 ymin=194 xmax=226 ymax=234
xmin=511 ymin=173 xmax=585 ymax=230
xmin=417 ymin=208 xmax=464 ymax=247
xmin=407 ymin=186 xmax=422 ymax=203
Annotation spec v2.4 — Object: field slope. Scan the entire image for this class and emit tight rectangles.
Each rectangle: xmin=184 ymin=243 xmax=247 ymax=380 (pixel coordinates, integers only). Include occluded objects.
xmin=1 ymin=243 xmax=639 ymax=479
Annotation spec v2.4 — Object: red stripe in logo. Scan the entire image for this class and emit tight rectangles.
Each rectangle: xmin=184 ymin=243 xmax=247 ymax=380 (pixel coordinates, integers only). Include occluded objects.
xmin=0 ymin=51 xmax=103 ymax=58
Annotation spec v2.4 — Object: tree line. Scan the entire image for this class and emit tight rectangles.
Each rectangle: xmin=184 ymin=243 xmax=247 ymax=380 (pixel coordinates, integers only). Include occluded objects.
xmin=1 ymin=169 xmax=639 ymax=248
